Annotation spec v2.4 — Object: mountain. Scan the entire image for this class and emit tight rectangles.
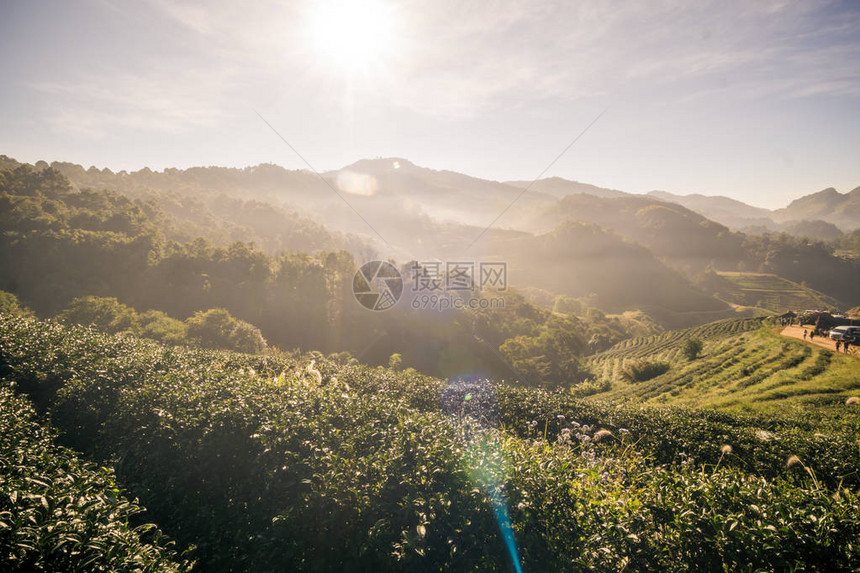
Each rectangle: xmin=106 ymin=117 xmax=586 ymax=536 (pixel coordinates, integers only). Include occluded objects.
xmin=774 ymin=186 xmax=860 ymax=230
xmin=504 ymin=177 xmax=629 ymax=199
xmin=4 ymin=154 xmax=858 ymax=321
xmin=528 ymin=193 xmax=746 ymax=274
xmin=17 ymin=154 xmax=860 ymax=239
xmin=499 ymin=221 xmax=733 ymax=328
xmin=323 ymin=157 xmax=557 ymax=229
xmin=0 ymin=156 xmax=358 ymax=256
xmin=646 ymin=190 xmax=775 ymax=230
xmin=780 ymin=219 xmax=844 ymax=241
xmin=516 ymin=179 xmax=860 ymax=235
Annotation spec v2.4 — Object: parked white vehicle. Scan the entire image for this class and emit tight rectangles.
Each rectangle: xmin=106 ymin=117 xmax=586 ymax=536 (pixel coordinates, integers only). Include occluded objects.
xmin=829 ymin=326 xmax=860 ymax=341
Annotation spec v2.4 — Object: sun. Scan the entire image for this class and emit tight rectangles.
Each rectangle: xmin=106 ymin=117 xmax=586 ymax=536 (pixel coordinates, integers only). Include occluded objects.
xmin=306 ymin=0 xmax=397 ymax=76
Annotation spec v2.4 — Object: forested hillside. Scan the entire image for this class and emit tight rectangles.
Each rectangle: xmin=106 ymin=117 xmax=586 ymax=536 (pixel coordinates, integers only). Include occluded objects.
xmin=2 ymin=158 xmax=857 ymax=386
xmin=0 ymin=156 xmax=361 ymax=256
xmin=529 ymin=192 xmax=860 ymax=305
xmin=0 ymin=163 xmax=726 ymax=385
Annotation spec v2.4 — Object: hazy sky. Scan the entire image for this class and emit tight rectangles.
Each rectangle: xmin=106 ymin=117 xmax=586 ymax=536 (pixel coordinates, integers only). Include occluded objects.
xmin=1 ymin=0 xmax=859 ymax=208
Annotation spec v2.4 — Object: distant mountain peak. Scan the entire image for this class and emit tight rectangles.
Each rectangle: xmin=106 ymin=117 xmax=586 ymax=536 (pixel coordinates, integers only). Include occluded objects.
xmin=338 ymin=157 xmax=416 ymax=174
xmin=785 ymin=187 xmax=842 ymax=209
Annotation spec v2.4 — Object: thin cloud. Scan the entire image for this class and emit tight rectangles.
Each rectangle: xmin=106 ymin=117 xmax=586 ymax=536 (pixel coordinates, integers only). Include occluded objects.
xmin=127 ymin=0 xmax=860 ymax=120
xmin=31 ymin=72 xmax=230 ymax=137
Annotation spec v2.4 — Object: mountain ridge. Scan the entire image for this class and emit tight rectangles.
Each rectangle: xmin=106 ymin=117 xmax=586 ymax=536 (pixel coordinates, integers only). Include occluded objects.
xmin=4 ymin=154 xmax=857 ymax=231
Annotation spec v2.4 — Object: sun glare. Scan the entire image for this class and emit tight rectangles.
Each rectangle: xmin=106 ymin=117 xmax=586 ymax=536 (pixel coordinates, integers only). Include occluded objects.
xmin=306 ymin=0 xmax=396 ymax=76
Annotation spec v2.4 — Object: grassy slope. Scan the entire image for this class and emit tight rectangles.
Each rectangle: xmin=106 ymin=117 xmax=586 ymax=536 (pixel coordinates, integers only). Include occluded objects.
xmin=590 ymin=317 xmax=860 ymax=410
xmin=715 ymin=271 xmax=843 ymax=313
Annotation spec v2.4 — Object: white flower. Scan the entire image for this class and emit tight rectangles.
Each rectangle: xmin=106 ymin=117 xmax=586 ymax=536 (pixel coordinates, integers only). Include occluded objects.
xmin=306 ymin=360 xmax=322 ymax=384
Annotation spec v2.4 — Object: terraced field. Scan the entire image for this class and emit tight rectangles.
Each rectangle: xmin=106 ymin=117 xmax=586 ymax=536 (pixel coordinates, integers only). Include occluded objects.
xmin=589 ymin=317 xmax=860 ymax=410
xmin=593 ymin=317 xmax=766 ymax=361
xmin=715 ymin=271 xmax=842 ymax=313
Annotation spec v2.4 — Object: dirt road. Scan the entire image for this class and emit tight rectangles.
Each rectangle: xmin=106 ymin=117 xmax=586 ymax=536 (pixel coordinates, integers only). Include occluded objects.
xmin=780 ymin=324 xmax=859 ymax=358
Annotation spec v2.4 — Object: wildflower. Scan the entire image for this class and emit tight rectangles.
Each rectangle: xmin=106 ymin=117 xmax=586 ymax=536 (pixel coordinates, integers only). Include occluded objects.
xmin=721 ymin=444 xmax=732 ymax=455
xmin=561 ymin=428 xmax=571 ymax=436
xmin=593 ymin=429 xmax=613 ymax=442
xmin=786 ymin=455 xmax=802 ymax=468
xmin=306 ymin=360 xmax=322 ymax=384
xmin=846 ymin=396 xmax=860 ymax=405
xmin=755 ymin=429 xmax=775 ymax=442
xmin=557 ymin=414 xmax=565 ymax=421
xmin=517 ymin=502 xmax=526 ymax=510
xmin=619 ymin=428 xmax=630 ymax=435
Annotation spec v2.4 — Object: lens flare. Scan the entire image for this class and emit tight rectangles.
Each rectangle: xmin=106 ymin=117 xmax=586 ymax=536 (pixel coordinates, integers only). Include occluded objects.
xmin=440 ymin=379 xmax=523 ymax=573
xmin=336 ymin=170 xmax=378 ymax=196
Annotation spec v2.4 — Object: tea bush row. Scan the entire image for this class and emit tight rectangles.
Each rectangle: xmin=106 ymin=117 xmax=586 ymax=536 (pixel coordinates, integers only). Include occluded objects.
xmin=0 ymin=383 xmax=188 ymax=571
xmin=2 ymin=315 xmax=859 ymax=571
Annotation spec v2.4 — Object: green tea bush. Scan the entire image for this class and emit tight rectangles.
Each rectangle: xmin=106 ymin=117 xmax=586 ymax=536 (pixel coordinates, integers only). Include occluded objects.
xmin=621 ymin=360 xmax=671 ymax=382
xmin=681 ymin=337 xmax=703 ymax=360
xmin=1 ymin=315 xmax=859 ymax=571
xmin=0 ymin=384 xmax=188 ymax=571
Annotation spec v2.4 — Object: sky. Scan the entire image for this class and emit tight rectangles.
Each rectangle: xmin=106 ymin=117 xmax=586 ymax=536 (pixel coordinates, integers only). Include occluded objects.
xmin=1 ymin=0 xmax=859 ymax=209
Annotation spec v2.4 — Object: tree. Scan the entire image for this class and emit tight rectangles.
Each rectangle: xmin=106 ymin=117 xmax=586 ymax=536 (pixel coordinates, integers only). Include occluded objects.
xmin=500 ymin=326 xmax=587 ymax=389
xmin=185 ymin=308 xmax=266 ymax=354
xmin=552 ymin=295 xmax=583 ymax=316
xmin=683 ymin=338 xmax=703 ymax=361
xmin=0 ymin=291 xmax=34 ymax=318
xmin=230 ymin=320 xmax=268 ymax=354
xmin=138 ymin=310 xmax=186 ymax=345
xmin=58 ymin=296 xmax=138 ymax=334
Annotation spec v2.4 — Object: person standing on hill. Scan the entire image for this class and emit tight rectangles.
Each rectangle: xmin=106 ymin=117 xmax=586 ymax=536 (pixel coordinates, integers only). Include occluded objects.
xmin=845 ymin=339 xmax=852 ymax=353
xmin=810 ymin=330 xmax=815 ymax=341
xmin=803 ymin=329 xmax=808 ymax=341
xmin=836 ymin=340 xmax=842 ymax=352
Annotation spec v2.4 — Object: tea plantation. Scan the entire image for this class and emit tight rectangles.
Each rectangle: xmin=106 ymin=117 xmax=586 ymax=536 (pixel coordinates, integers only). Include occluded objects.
xmin=714 ymin=272 xmax=843 ymax=314
xmin=0 ymin=380 xmax=188 ymax=571
xmin=590 ymin=318 xmax=860 ymax=410
xmin=1 ymin=315 xmax=859 ymax=571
